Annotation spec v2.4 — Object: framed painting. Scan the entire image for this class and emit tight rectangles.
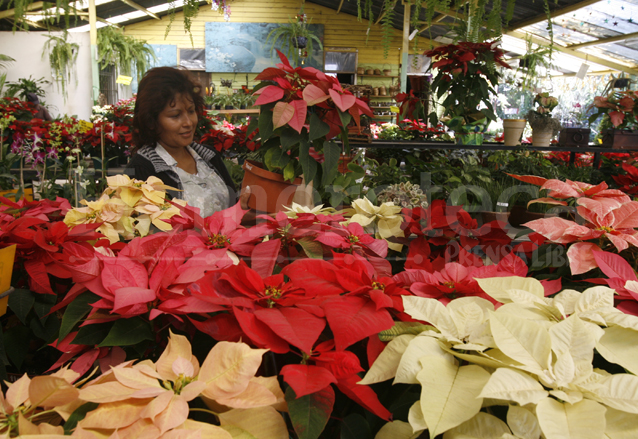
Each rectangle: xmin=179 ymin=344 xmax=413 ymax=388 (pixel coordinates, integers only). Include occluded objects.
xmin=205 ymin=22 xmax=324 ymax=72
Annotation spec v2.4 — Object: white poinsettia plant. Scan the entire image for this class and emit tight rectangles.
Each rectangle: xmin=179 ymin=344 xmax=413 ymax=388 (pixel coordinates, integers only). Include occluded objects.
xmin=361 ymin=276 xmax=638 ymax=439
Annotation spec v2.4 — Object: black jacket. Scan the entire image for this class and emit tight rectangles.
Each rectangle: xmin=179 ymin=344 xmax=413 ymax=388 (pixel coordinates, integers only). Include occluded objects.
xmin=125 ymin=142 xmax=238 ymax=204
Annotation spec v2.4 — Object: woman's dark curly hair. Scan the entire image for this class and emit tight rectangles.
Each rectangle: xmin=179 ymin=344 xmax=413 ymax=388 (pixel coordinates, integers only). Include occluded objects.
xmin=131 ymin=67 xmax=204 ymax=154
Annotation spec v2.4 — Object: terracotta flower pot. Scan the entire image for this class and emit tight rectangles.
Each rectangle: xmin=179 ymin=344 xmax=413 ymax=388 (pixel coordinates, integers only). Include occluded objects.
xmin=503 ymin=119 xmax=527 ymax=146
xmin=241 ymin=160 xmax=305 ymax=213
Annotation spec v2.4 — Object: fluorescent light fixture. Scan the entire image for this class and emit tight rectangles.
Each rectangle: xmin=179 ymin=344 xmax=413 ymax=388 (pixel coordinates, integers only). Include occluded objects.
xmin=409 ymin=29 xmax=418 ymax=41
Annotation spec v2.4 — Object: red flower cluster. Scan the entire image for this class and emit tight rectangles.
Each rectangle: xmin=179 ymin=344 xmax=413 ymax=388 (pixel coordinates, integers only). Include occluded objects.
xmin=424 ymin=41 xmax=510 ymax=76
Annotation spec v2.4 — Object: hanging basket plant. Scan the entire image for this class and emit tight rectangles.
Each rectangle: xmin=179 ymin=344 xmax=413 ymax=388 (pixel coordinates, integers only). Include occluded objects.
xmin=42 ymin=32 xmax=78 ymax=100
xmin=97 ymin=26 xmax=156 ymax=82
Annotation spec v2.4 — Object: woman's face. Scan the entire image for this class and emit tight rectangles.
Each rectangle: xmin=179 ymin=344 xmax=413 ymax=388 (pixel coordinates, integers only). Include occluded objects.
xmin=156 ymin=93 xmax=198 ymax=151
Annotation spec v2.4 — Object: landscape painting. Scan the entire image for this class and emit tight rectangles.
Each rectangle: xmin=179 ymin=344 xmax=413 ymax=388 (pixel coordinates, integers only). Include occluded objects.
xmin=205 ymin=22 xmax=324 ymax=72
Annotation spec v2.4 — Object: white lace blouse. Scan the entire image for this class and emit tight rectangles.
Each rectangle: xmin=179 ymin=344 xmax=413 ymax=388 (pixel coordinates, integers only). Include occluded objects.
xmin=155 ymin=143 xmax=229 ymax=217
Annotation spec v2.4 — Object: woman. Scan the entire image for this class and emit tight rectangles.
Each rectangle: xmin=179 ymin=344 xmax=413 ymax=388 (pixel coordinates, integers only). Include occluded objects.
xmin=127 ymin=67 xmax=238 ymax=217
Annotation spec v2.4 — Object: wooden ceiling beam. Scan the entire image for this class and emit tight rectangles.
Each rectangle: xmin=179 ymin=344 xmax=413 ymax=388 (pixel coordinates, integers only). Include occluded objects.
xmin=119 ymin=0 xmax=160 ymax=20
xmin=506 ymin=29 xmax=638 ymax=75
xmin=336 ymin=0 xmax=345 ymax=14
xmin=508 ymin=0 xmax=603 ymax=31
xmin=569 ymin=30 xmax=638 ymax=49
xmin=0 ymin=1 xmax=44 ymax=20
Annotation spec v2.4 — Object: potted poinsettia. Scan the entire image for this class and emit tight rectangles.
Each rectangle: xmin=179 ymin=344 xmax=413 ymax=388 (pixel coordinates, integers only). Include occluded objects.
xmin=425 ymin=41 xmax=511 ymax=145
xmin=245 ymin=50 xmax=373 ymax=212
xmin=589 ymin=90 xmax=638 ymax=148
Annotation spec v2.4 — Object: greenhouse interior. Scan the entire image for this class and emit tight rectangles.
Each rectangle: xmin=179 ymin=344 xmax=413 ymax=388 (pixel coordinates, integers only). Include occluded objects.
xmin=3 ymin=0 xmax=638 ymax=438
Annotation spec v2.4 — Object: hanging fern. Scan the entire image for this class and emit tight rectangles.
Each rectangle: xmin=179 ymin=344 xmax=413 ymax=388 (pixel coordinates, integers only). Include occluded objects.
xmin=0 ymin=54 xmax=15 ymax=70
xmin=381 ymin=0 xmax=397 ymax=59
xmin=97 ymin=27 xmax=156 ymax=82
xmin=42 ymin=32 xmax=78 ymax=99
xmin=2 ymin=0 xmax=75 ymax=31
xmin=163 ymin=0 xmax=201 ymax=46
xmin=504 ymin=0 xmax=517 ymax=26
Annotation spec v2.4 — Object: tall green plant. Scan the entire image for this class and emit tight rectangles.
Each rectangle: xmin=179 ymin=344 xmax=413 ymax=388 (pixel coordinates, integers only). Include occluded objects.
xmin=42 ymin=32 xmax=78 ymax=99
xmin=5 ymin=76 xmax=50 ymax=100
xmin=97 ymin=27 xmax=156 ymax=81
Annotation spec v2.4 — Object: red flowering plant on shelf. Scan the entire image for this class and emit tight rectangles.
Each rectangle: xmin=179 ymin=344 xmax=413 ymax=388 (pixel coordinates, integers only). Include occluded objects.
xmin=589 ymin=90 xmax=638 ymax=129
xmin=425 ymin=41 xmax=511 ymax=143
xmin=249 ymin=49 xmax=373 ymax=192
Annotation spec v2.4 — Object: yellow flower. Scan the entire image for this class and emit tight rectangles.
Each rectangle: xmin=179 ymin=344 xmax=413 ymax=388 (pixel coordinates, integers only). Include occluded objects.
xmin=347 ymin=197 xmax=404 ymax=251
xmin=106 ymin=174 xmax=178 ymax=207
xmin=134 ymin=200 xmax=182 ymax=232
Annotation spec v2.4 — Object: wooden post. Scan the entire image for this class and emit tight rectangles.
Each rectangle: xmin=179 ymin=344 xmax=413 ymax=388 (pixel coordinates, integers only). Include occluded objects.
xmin=89 ymin=0 xmax=100 ymax=104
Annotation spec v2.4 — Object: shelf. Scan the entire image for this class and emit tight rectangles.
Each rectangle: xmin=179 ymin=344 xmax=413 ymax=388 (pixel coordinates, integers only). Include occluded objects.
xmin=216 ymin=109 xmax=260 ymax=114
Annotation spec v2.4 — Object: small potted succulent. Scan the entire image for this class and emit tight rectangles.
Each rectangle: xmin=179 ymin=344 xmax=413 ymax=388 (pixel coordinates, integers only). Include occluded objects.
xmin=526 ymin=92 xmax=562 ymax=147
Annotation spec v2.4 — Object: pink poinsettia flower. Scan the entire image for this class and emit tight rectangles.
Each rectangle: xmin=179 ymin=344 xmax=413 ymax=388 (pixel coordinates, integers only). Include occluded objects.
xmin=525 ymin=201 xmax=638 ymax=274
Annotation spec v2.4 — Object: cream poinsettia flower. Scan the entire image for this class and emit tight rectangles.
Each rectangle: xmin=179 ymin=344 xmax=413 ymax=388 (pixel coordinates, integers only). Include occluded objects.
xmin=346 ymin=197 xmax=404 ymax=251
xmin=284 ymin=202 xmax=337 ymax=218
xmin=77 ymin=331 xmax=284 ymax=437
xmin=106 ymin=174 xmax=179 ymax=207
xmin=64 ymin=194 xmax=134 ymax=243
xmin=134 ymin=199 xmax=183 ymax=232
xmin=0 ymin=366 xmax=81 ymax=436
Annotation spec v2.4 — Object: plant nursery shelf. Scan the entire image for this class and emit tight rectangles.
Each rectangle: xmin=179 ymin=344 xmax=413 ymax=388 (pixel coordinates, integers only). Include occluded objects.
xmin=348 ymin=141 xmax=638 ymax=167
xmin=219 ymin=109 xmax=260 ymax=114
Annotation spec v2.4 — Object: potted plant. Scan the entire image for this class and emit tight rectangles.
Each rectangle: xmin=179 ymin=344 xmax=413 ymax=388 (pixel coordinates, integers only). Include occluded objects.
xmin=425 ymin=41 xmax=511 ymax=145
xmin=526 ymin=92 xmax=562 ymax=147
xmin=266 ymin=7 xmax=323 ymax=67
xmin=589 ymin=90 xmax=638 ymax=148
xmin=244 ymin=50 xmax=372 ymax=212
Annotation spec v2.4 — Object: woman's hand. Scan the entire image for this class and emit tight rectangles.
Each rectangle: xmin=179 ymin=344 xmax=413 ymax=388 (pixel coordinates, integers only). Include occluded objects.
xmin=239 ymin=185 xmax=252 ymax=210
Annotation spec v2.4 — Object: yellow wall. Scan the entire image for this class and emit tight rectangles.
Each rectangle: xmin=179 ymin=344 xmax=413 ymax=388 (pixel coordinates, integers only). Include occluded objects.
xmin=122 ymin=0 xmax=434 ymax=91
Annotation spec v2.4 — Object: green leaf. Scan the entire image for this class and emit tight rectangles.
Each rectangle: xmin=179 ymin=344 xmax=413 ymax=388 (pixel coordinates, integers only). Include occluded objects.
xmin=297 ymin=238 xmax=324 ymax=259
xmin=59 ymin=293 xmax=100 ymax=344
xmin=283 ymin=161 xmax=296 ymax=182
xmin=321 ymin=141 xmax=340 ymax=186
xmin=98 ymin=318 xmax=153 ymax=347
xmin=280 ymin=128 xmax=302 ymax=148
xmin=264 ymin=146 xmax=290 ymax=171
xmin=258 ymin=108 xmax=274 ymax=141
xmin=8 ymin=288 xmax=35 ymax=325
xmin=347 ymin=163 xmax=365 ymax=180
xmin=64 ymin=402 xmax=99 ymax=434
xmin=30 ymin=311 xmax=60 ymax=343
xmin=72 ymin=323 xmax=112 ymax=346
xmin=33 ymin=293 xmax=56 ymax=319
xmin=286 ymin=385 xmax=335 ymax=439
xmin=299 ymin=139 xmax=317 ymax=184
xmin=340 ymin=413 xmax=371 ymax=439
xmin=3 ymin=325 xmax=31 ymax=370
xmin=309 ymin=113 xmax=330 ymax=141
